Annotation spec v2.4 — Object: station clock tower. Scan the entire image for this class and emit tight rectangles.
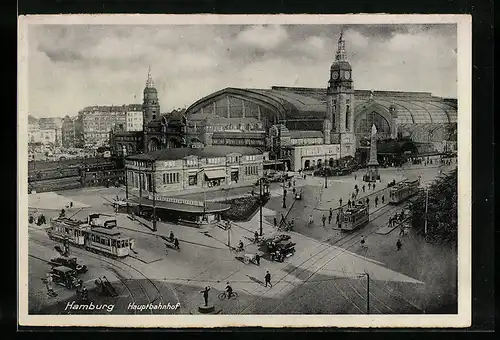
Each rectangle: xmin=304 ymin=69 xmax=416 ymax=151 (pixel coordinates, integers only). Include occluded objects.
xmin=326 ymin=31 xmax=356 ymax=158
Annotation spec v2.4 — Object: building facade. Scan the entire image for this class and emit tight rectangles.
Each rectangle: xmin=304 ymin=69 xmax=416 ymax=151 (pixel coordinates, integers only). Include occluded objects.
xmin=77 ymin=105 xmax=135 ymax=148
xmin=61 ymin=115 xmax=78 ymax=148
xmin=126 ymin=104 xmax=143 ymax=131
xmin=28 ymin=115 xmax=40 ymax=144
xmin=181 ymin=34 xmax=457 ymax=165
xmin=125 ymin=146 xmax=264 ymax=195
xmin=38 ymin=117 xmax=63 ymax=146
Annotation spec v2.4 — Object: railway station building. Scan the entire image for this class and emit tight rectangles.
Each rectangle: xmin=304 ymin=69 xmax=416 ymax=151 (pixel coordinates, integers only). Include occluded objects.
xmin=124 ymin=146 xmax=265 ymax=196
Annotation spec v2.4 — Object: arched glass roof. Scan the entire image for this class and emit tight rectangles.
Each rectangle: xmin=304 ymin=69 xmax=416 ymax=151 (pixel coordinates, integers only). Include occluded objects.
xmin=185 ymin=87 xmax=457 ymax=125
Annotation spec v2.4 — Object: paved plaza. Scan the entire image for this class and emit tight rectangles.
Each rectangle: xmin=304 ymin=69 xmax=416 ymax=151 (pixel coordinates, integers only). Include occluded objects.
xmin=27 ymin=162 xmax=457 ymax=314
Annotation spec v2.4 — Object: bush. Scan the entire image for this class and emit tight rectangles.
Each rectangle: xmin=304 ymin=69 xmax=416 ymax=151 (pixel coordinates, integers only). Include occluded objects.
xmin=222 ymin=196 xmax=264 ymax=222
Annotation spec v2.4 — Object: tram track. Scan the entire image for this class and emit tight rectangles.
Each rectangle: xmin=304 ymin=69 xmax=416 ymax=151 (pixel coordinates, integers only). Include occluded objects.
xmin=238 ymin=202 xmax=405 ymax=314
xmin=29 ymin=232 xmax=168 ymax=313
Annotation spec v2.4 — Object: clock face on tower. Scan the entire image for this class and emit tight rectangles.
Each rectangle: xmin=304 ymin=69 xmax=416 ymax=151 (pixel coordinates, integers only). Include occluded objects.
xmin=344 ymin=71 xmax=351 ymax=79
xmin=332 ymin=71 xmax=339 ymax=80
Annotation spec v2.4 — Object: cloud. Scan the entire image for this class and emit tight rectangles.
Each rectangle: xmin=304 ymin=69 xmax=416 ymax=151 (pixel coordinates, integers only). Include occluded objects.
xmin=26 ymin=24 xmax=457 ymax=118
xmin=236 ymin=25 xmax=288 ymax=50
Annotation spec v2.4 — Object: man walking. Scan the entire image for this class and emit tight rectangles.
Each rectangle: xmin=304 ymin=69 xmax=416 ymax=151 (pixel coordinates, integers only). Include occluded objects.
xmin=273 ymin=217 xmax=277 ymax=228
xmin=365 ymin=197 xmax=370 ymax=208
xmin=354 ymin=173 xmax=357 ymax=181
xmin=373 ymin=183 xmax=376 ymax=190
xmin=265 ymin=271 xmax=272 ymax=287
xmin=328 ymin=209 xmax=332 ymax=224
xmin=375 ymin=196 xmax=379 ymax=207
xmin=396 ymin=239 xmax=402 ymax=251
xmin=322 ymin=215 xmax=326 ymax=228
xmin=173 ymin=238 xmax=180 ymax=250
xmin=308 ymin=214 xmax=314 ymax=227
xmin=362 ymin=185 xmax=366 ymax=193
xmin=339 ymin=197 xmax=343 ymax=207
xmin=255 ymin=253 xmax=260 ymax=266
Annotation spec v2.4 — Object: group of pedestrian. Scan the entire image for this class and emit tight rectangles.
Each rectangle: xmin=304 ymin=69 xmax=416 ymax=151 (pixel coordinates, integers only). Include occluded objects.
xmin=168 ymin=231 xmax=180 ymax=250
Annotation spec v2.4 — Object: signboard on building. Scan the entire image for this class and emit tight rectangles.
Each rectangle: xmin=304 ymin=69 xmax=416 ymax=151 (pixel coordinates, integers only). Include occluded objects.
xmin=148 ymin=193 xmax=204 ymax=207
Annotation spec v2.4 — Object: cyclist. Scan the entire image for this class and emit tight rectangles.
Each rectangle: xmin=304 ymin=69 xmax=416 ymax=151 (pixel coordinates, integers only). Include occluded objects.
xmin=225 ymin=282 xmax=233 ymax=299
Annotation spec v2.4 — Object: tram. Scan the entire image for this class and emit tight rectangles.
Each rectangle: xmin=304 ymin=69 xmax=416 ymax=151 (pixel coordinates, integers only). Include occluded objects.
xmin=46 ymin=214 xmax=135 ymax=258
xmin=339 ymin=203 xmax=369 ymax=231
xmin=389 ymin=177 xmax=421 ymax=204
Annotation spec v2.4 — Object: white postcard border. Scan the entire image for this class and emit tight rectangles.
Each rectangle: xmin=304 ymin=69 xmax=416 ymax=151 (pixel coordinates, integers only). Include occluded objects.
xmin=18 ymin=14 xmax=472 ymax=328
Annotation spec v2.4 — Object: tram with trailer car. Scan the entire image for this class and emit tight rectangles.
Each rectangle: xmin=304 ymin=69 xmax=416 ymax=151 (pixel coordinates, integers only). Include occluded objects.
xmin=46 ymin=213 xmax=135 ymax=258
xmin=389 ymin=177 xmax=421 ymax=204
xmin=84 ymin=227 xmax=134 ymax=258
xmin=339 ymin=203 xmax=369 ymax=231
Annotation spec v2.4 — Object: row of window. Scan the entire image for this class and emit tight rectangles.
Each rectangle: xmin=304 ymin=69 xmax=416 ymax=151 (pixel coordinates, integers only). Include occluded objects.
xmin=130 ymin=154 xmax=259 ymax=169
xmin=302 ymin=147 xmax=338 ymax=156
xmin=90 ymin=234 xmax=129 ymax=248
xmin=245 ymin=165 xmax=259 ymax=176
xmin=163 ymin=172 xmax=180 ymax=184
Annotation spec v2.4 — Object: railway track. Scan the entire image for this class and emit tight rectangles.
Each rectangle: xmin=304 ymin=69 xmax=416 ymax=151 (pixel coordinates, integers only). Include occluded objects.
xmin=29 ymin=233 xmax=168 ymax=314
xmin=237 ymin=202 xmax=406 ymax=314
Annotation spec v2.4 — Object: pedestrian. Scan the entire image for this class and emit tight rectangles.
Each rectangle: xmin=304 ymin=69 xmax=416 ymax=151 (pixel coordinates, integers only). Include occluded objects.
xmin=322 ymin=215 xmax=326 ymax=228
xmin=173 ymin=237 xmax=180 ymax=250
xmin=201 ymin=286 xmax=210 ymax=306
xmin=360 ymin=235 xmax=366 ymax=248
xmin=46 ymin=273 xmax=54 ymax=296
xmin=329 ymin=207 xmax=333 ymax=220
xmin=354 ymin=174 xmax=357 ymax=181
xmin=292 ymin=187 xmax=296 ymax=194
xmin=396 ymin=239 xmax=402 ymax=251
xmin=365 ymin=197 xmax=369 ymax=208
xmin=362 ymin=185 xmax=366 ymax=193
xmin=70 ymin=201 xmax=73 ymax=208
xmin=255 ymin=253 xmax=260 ymax=265
xmin=303 ymin=174 xmax=306 ymax=180
xmin=265 ymin=271 xmax=272 ymax=287
xmin=339 ymin=198 xmax=343 ymax=207
xmin=328 ymin=214 xmax=332 ymax=224
xmin=293 ymin=180 xmax=296 ymax=186
xmin=251 ymin=189 xmax=255 ymax=196
xmin=273 ymin=217 xmax=277 ymax=227
xmin=368 ymin=182 xmax=371 ymax=190
xmin=60 ymin=208 xmax=65 ymax=218
xmin=281 ymin=213 xmax=286 ymax=226
xmin=382 ymin=195 xmax=385 ymax=204
xmin=347 ymin=200 xmax=351 ymax=208
xmin=169 ymin=231 xmax=175 ymax=242
xmin=351 ymin=191 xmax=356 ymax=200
xmin=308 ymin=214 xmax=314 ymax=227
xmin=254 ymin=231 xmax=259 ymax=243
xmin=375 ymin=196 xmax=379 ymax=207
xmin=399 ymin=225 xmax=405 ymax=236
xmin=373 ymin=183 xmax=376 ymax=190
xmin=288 ymin=181 xmax=292 ymax=188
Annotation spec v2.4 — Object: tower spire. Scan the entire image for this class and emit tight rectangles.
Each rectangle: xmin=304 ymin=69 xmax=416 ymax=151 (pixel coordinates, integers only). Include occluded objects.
xmin=146 ymin=66 xmax=155 ymax=88
xmin=335 ymin=28 xmax=347 ymax=61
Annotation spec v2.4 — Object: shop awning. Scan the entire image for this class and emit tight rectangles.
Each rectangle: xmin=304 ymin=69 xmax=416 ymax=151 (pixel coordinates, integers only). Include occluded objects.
xmin=204 ymin=170 xmax=226 ymax=179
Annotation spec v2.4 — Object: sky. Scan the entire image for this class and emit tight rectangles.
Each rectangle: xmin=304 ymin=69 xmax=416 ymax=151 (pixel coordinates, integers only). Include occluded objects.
xmin=27 ymin=24 xmax=457 ymax=118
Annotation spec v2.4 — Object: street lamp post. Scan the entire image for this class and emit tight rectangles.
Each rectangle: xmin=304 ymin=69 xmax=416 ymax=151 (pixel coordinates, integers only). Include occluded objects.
xmin=259 ymin=178 xmax=263 ymax=236
xmin=282 ymin=160 xmax=286 ymax=209
xmin=424 ymin=186 xmax=429 ymax=236
xmin=152 ymin=158 xmax=157 ymax=232
xmin=324 ymin=153 xmax=328 ymax=189
xmin=366 ymin=272 xmax=370 ymax=314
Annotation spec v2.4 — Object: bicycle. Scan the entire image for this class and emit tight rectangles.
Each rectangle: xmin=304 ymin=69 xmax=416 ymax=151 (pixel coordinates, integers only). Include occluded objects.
xmin=218 ymin=291 xmax=238 ymax=300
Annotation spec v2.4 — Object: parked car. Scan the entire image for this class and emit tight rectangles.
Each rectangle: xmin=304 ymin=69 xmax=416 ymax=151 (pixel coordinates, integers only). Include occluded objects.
xmin=50 ymin=266 xmax=83 ymax=289
xmin=49 ymin=256 xmax=88 ymax=274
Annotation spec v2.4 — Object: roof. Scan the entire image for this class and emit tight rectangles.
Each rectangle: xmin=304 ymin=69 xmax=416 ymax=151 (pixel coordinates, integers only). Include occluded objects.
xmin=289 ymin=130 xmax=324 ymax=139
xmin=129 ymin=197 xmax=230 ymax=213
xmin=185 ymin=86 xmax=457 ymax=124
xmin=90 ymin=227 xmax=121 ymax=236
xmin=126 ymin=146 xmax=262 ymax=161
xmin=377 ymin=139 xmax=419 ymax=154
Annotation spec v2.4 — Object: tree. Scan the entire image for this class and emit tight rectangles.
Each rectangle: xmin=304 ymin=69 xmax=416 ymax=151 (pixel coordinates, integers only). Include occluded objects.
xmin=408 ymin=168 xmax=457 ymax=245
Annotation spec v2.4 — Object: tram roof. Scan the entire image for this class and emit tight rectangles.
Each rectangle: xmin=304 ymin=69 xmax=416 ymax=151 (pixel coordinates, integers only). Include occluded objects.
xmin=129 ymin=197 xmax=230 ymax=213
xmin=89 ymin=227 xmax=122 ymax=237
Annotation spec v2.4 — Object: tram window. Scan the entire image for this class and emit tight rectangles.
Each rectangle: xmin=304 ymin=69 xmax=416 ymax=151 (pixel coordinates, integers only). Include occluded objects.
xmin=91 ymin=235 xmax=95 ymax=241
xmin=106 ymin=239 xmax=110 ymax=246
xmin=65 ymin=228 xmax=69 ymax=234
xmin=112 ymin=240 xmax=116 ymax=247
xmin=125 ymin=240 xmax=129 ymax=247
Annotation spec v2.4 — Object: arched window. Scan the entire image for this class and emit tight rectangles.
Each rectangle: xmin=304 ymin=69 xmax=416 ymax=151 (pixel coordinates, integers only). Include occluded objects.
xmin=345 ymin=105 xmax=350 ymax=131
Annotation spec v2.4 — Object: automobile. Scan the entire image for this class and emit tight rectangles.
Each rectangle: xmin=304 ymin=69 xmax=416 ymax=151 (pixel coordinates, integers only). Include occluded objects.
xmin=49 ymin=256 xmax=88 ymax=274
xmin=50 ymin=266 xmax=83 ymax=289
xmin=295 ymin=190 xmax=303 ymax=200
